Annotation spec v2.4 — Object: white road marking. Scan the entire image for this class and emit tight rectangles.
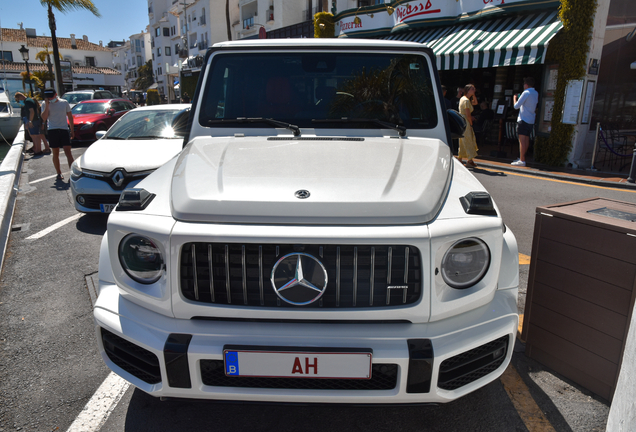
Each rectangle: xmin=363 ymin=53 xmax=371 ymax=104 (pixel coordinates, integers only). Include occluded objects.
xmin=29 ymin=171 xmax=70 ymax=184
xmin=65 ymin=372 xmax=130 ymax=432
xmin=25 ymin=213 xmax=81 ymax=240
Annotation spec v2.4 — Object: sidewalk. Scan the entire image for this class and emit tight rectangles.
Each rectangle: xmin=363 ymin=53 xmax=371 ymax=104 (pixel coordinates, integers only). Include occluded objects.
xmin=473 ymin=155 xmax=636 ymax=190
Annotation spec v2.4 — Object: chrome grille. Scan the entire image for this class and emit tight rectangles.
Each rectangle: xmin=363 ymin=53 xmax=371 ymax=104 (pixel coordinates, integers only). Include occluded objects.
xmin=180 ymin=243 xmax=421 ymax=308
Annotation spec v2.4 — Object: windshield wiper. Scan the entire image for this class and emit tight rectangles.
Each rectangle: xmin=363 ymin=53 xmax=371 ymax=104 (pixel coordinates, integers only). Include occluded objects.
xmin=105 ymin=136 xmax=126 ymax=140
xmin=207 ymin=117 xmax=301 ymax=137
xmin=313 ymin=118 xmax=406 ymax=137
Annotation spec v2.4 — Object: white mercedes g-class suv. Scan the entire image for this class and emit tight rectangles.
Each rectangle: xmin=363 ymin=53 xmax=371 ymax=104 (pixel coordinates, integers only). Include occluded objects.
xmin=94 ymin=39 xmax=519 ymax=404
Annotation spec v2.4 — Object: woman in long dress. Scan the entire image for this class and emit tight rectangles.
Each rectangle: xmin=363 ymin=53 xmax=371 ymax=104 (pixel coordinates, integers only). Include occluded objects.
xmin=457 ymin=84 xmax=478 ymax=168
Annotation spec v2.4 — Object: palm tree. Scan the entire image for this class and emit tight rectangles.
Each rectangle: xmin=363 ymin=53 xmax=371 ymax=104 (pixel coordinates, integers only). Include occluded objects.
xmin=36 ymin=45 xmax=61 ymax=88
xmin=39 ymin=0 xmax=101 ymax=96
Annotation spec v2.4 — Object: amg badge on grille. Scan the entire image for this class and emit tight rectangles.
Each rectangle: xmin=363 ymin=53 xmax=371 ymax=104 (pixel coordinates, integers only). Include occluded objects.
xmin=270 ymin=253 xmax=328 ymax=305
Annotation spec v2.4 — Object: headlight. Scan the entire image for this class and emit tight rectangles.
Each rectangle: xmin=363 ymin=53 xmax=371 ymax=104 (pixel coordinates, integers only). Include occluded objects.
xmin=119 ymin=234 xmax=164 ymax=284
xmin=70 ymin=161 xmax=83 ymax=179
xmin=441 ymin=238 xmax=490 ymax=289
xmin=80 ymin=122 xmax=94 ymax=130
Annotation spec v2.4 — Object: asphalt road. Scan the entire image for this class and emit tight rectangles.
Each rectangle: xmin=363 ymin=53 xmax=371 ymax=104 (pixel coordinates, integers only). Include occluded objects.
xmin=2 ymin=151 xmax=633 ymax=432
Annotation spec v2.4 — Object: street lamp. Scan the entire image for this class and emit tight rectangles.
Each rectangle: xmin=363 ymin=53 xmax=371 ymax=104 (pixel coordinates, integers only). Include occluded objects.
xmin=18 ymin=45 xmax=34 ymax=96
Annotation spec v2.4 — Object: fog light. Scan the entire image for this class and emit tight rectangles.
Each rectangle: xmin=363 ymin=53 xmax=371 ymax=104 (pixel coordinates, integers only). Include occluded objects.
xmin=77 ymin=195 xmax=86 ymax=205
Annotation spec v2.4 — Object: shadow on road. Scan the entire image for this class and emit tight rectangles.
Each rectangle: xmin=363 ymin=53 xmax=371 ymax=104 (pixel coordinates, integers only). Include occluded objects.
xmin=469 ymin=167 xmax=508 ymax=177
xmin=76 ymin=213 xmax=109 ymax=235
xmin=123 ymin=380 xmax=528 ymax=431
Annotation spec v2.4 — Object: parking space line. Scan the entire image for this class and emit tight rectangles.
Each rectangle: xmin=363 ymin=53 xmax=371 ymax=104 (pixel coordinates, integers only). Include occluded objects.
xmin=65 ymin=371 xmax=130 ymax=432
xmin=519 ymin=253 xmax=531 ymax=265
xmin=500 ymin=364 xmax=556 ymax=432
xmin=29 ymin=171 xmax=70 ymax=184
xmin=25 ymin=214 xmax=81 ymax=240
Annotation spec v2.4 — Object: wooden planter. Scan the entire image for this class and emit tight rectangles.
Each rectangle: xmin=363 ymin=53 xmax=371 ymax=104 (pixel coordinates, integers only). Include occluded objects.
xmin=522 ymin=197 xmax=636 ymax=402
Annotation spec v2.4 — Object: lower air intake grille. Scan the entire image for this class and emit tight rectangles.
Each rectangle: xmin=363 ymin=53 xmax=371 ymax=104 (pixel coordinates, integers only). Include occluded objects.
xmin=437 ymin=335 xmax=509 ymax=391
xmin=101 ymin=328 xmax=161 ymax=384
xmin=79 ymin=194 xmax=120 ymax=209
xmin=200 ymin=360 xmax=398 ymax=390
xmin=180 ymin=243 xmax=421 ymax=308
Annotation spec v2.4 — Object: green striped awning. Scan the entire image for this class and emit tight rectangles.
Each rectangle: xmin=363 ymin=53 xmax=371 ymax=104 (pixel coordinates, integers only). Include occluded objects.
xmin=381 ymin=26 xmax=453 ymax=47
xmin=431 ymin=10 xmax=563 ymax=70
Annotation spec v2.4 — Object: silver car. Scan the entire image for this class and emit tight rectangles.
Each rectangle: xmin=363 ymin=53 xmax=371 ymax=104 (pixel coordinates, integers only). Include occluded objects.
xmin=70 ymin=104 xmax=190 ymax=213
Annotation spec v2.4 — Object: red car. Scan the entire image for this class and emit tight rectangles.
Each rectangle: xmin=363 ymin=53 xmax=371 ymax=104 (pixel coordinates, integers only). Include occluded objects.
xmin=71 ymin=98 xmax=137 ymax=143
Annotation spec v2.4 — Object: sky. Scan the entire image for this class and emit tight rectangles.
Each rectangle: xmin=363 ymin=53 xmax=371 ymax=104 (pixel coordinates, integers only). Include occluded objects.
xmin=0 ymin=0 xmax=150 ymax=46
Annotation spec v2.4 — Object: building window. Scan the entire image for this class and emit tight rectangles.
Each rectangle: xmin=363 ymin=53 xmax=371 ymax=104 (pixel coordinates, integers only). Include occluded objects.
xmin=85 ymin=57 xmax=96 ymax=66
xmin=171 ymin=26 xmax=175 ymax=36
xmin=137 ymin=55 xmax=142 ymax=66
xmin=163 ymin=27 xmax=170 ymax=37
xmin=155 ymin=27 xmax=161 ymax=37
xmin=175 ymin=43 xmax=180 ymax=54
xmin=1 ymin=51 xmax=13 ymax=62
xmin=158 ymin=66 xmax=162 ymax=76
xmin=152 ymin=53 xmax=155 ymax=61
xmin=157 ymin=48 xmax=162 ymax=57
xmin=132 ymin=57 xmax=136 ymax=66
xmin=243 ymin=16 xmax=254 ymax=29
xmin=165 ymin=47 xmax=171 ymax=56
xmin=200 ymin=8 xmax=206 ymax=25
xmin=135 ymin=39 xmax=141 ymax=53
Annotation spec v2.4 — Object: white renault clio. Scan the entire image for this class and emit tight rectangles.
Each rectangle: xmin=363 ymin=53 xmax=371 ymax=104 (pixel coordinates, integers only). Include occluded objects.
xmin=70 ymin=104 xmax=190 ymax=213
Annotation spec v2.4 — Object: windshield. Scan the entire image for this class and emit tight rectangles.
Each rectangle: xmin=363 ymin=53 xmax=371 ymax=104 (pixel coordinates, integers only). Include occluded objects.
xmin=63 ymin=93 xmax=92 ymax=104
xmin=200 ymin=51 xmax=438 ymax=130
xmin=105 ymin=109 xmax=185 ymax=139
xmin=72 ymin=103 xmax=108 ymax=114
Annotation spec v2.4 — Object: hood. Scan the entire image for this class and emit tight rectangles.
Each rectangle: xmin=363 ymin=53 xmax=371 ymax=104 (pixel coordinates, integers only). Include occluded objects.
xmin=170 ymin=136 xmax=452 ymax=225
xmin=73 ymin=112 xmax=108 ymax=124
xmin=80 ymin=137 xmax=183 ymax=173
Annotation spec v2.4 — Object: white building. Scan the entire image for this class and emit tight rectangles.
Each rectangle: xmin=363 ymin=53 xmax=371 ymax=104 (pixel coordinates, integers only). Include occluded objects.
xmin=0 ymin=27 xmax=124 ymax=95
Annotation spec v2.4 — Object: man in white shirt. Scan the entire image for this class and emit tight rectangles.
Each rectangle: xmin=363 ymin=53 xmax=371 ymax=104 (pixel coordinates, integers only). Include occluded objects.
xmin=511 ymin=77 xmax=538 ymax=167
xmin=41 ymin=88 xmax=75 ymax=180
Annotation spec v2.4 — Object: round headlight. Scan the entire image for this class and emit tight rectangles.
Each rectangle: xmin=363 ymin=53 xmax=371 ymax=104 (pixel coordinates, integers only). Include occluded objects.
xmin=119 ymin=234 xmax=164 ymax=284
xmin=441 ymin=238 xmax=490 ymax=289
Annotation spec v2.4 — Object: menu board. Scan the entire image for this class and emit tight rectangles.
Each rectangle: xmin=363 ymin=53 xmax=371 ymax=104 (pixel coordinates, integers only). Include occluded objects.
xmin=562 ymin=80 xmax=584 ymax=125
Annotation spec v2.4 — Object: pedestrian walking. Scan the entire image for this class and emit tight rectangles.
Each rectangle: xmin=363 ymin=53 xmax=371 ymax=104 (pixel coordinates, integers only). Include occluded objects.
xmin=457 ymin=84 xmax=478 ymax=168
xmin=14 ymin=92 xmax=46 ymax=155
xmin=41 ymin=88 xmax=74 ymax=180
xmin=511 ymin=77 xmax=538 ymax=167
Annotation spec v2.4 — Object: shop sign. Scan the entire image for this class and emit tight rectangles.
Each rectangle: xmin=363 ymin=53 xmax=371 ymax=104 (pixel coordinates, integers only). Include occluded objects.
xmin=336 ymin=0 xmax=532 ymax=37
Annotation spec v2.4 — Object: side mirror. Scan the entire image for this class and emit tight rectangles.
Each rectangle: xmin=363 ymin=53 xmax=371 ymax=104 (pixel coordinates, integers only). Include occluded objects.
xmin=95 ymin=130 xmax=107 ymax=140
xmin=108 ymin=108 xmax=116 ymax=116
xmin=447 ymin=109 xmax=466 ymax=139
xmin=172 ymin=107 xmax=191 ymax=136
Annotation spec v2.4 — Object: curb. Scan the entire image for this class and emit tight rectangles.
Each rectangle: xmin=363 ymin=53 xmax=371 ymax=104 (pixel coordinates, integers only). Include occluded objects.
xmin=474 ymin=160 xmax=636 ymax=190
xmin=0 ymin=127 xmax=25 ymax=277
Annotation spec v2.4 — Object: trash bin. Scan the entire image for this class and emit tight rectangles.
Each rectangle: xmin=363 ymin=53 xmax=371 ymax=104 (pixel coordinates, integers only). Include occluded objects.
xmin=522 ymin=197 xmax=636 ymax=401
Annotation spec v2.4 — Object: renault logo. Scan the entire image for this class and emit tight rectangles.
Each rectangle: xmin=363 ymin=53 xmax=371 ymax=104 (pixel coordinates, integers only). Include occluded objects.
xmin=270 ymin=253 xmax=328 ymax=306
xmin=112 ymin=170 xmax=125 ymax=187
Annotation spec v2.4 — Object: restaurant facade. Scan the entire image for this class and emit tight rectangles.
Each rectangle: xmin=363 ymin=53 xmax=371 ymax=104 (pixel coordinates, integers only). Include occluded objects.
xmin=332 ymin=0 xmax=612 ymax=168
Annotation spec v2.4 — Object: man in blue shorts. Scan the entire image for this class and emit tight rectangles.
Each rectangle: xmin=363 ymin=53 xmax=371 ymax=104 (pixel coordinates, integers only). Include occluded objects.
xmin=41 ymin=88 xmax=75 ymax=180
xmin=511 ymin=77 xmax=538 ymax=167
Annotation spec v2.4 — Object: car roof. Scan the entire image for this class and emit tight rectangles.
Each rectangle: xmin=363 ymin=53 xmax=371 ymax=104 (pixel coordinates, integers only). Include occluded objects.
xmin=75 ymin=98 xmax=131 ymax=104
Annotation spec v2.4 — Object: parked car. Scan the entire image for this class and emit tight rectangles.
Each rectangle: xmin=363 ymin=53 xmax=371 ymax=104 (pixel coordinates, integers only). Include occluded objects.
xmin=93 ymin=39 xmax=519 ymax=404
xmin=70 ymin=104 xmax=190 ymax=213
xmin=62 ymin=89 xmax=115 ymax=107
xmin=71 ymin=99 xmax=136 ymax=143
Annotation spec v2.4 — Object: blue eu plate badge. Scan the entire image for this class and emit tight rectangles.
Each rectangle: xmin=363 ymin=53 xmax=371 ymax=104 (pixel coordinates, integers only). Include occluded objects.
xmin=225 ymin=351 xmax=239 ymax=376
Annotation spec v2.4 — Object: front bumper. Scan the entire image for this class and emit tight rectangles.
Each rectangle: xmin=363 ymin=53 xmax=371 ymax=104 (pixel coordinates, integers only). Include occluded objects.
xmin=94 ymin=282 xmax=518 ymax=403
xmin=70 ymin=176 xmax=143 ymax=213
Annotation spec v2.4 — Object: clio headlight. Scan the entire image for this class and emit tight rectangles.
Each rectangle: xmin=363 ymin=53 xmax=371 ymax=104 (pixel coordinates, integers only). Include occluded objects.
xmin=441 ymin=238 xmax=490 ymax=289
xmin=118 ymin=234 xmax=164 ymax=284
xmin=70 ymin=161 xmax=83 ymax=180
xmin=80 ymin=122 xmax=94 ymax=130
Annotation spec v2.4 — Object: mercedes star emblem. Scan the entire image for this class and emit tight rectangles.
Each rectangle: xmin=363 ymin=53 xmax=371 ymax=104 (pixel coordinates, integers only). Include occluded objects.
xmin=270 ymin=253 xmax=328 ymax=306
xmin=295 ymin=190 xmax=310 ymax=199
